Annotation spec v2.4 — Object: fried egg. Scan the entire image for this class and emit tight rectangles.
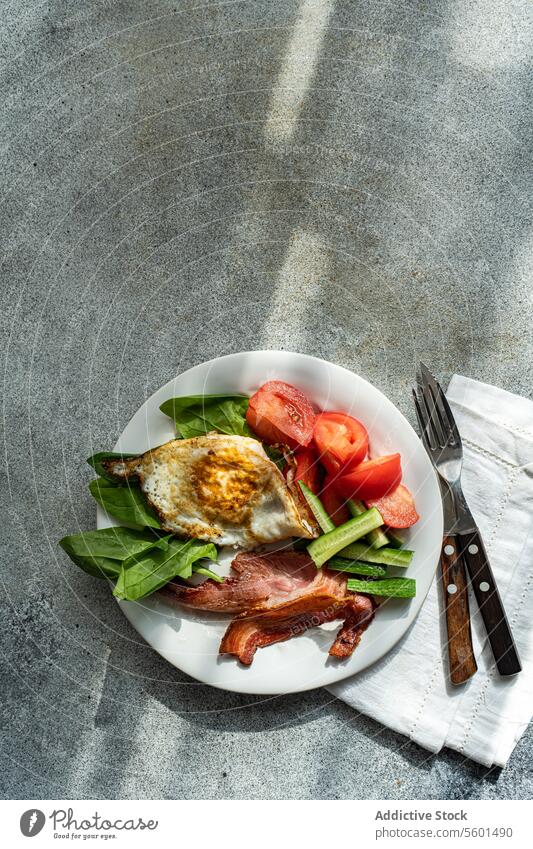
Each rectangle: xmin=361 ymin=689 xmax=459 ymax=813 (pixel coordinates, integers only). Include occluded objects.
xmin=102 ymin=434 xmax=318 ymax=547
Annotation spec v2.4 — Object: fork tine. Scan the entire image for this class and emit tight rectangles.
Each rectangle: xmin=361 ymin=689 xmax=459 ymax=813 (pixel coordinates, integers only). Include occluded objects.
xmin=417 ymin=364 xmax=445 ymax=447
xmin=419 ymin=362 xmax=462 ymax=448
xmin=412 ymin=388 xmax=425 ymax=430
xmin=427 ymin=382 xmax=450 ymax=441
xmin=412 ymin=388 xmax=436 ymax=451
xmin=441 ymin=393 xmax=461 ymax=446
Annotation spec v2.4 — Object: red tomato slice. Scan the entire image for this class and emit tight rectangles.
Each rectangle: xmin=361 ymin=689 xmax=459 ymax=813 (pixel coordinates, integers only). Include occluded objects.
xmin=366 ymin=484 xmax=419 ymax=528
xmin=294 ymin=446 xmax=323 ymax=495
xmin=321 ymin=475 xmax=351 ymax=526
xmin=335 ymin=454 xmax=402 ymax=501
xmin=246 ymin=381 xmax=316 ymax=448
xmin=313 ymin=412 xmax=368 ymax=475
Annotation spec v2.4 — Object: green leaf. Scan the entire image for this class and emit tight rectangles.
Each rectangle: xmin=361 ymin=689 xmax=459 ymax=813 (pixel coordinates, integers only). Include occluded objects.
xmin=59 ymin=526 xmax=169 ymax=561
xmin=346 ymin=577 xmax=416 ymax=598
xmin=89 ymin=477 xmax=161 ymax=529
xmin=87 ymin=451 xmax=138 ymax=482
xmin=193 ymin=566 xmax=224 ymax=583
xmin=61 ymin=552 xmax=124 ymax=580
xmin=114 ymin=539 xmax=218 ymax=601
xmin=159 ymin=394 xmax=251 ymax=439
xmin=59 ymin=527 xmax=172 ymax=580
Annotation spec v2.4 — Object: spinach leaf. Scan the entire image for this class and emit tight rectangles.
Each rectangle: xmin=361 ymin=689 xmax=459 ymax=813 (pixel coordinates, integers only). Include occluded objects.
xmin=89 ymin=477 xmax=161 ymax=529
xmin=113 ymin=539 xmax=218 ymax=601
xmin=159 ymin=394 xmax=251 ymax=439
xmin=59 ymin=513 xmax=221 ymax=597
xmin=87 ymin=451 xmax=138 ymax=481
xmin=61 ymin=552 xmax=124 ymax=580
xmin=194 ymin=566 xmax=224 ymax=583
xmin=59 ymin=526 xmax=169 ymax=561
xmin=59 ymin=527 xmax=171 ymax=580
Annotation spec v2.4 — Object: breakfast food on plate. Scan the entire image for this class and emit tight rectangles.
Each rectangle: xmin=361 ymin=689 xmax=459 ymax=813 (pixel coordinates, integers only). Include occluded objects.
xmin=313 ymin=411 xmax=369 ymax=475
xmin=245 ymin=380 xmax=316 ymax=448
xmin=99 ymin=433 xmax=318 ymax=547
xmin=59 ymin=377 xmax=419 ymax=667
xmin=164 ymin=550 xmax=354 ymax=613
xmin=219 ymin=588 xmax=374 ymax=665
xmin=366 ymin=484 xmax=420 ymax=529
xmin=162 ymin=550 xmax=375 ymax=664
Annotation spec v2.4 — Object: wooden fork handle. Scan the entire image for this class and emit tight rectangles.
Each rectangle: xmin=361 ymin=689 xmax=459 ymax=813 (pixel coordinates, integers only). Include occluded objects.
xmin=459 ymin=531 xmax=521 ymax=676
xmin=440 ymin=535 xmax=477 ymax=684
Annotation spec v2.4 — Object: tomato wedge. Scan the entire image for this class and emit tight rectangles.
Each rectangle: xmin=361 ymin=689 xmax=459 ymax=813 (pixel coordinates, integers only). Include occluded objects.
xmin=335 ymin=454 xmax=402 ymax=501
xmin=313 ymin=412 xmax=368 ymax=475
xmin=293 ymin=446 xmax=323 ymax=495
xmin=246 ymin=381 xmax=316 ymax=448
xmin=366 ymin=484 xmax=419 ymax=528
xmin=321 ymin=475 xmax=351 ymax=526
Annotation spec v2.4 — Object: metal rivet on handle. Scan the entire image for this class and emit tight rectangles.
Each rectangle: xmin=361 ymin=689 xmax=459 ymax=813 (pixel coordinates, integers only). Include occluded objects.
xmin=479 ymin=581 xmax=490 ymax=592
xmin=444 ymin=544 xmax=455 ymax=556
xmin=468 ymin=544 xmax=479 ymax=555
xmin=447 ymin=584 xmax=457 ymax=594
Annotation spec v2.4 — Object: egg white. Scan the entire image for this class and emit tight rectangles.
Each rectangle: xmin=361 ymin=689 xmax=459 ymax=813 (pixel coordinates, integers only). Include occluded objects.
xmin=103 ymin=434 xmax=316 ymax=547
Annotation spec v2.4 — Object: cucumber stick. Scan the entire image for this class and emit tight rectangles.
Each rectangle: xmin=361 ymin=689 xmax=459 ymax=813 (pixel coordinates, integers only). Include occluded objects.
xmin=307 ymin=507 xmax=383 ymax=567
xmin=385 ymin=529 xmax=405 ymax=549
xmin=298 ymin=481 xmax=335 ymax=534
xmin=347 ymin=577 xmax=416 ymax=598
xmin=339 ymin=540 xmax=413 ymax=567
xmin=348 ymin=499 xmax=389 ymax=549
xmin=327 ymin=556 xmax=386 ymax=577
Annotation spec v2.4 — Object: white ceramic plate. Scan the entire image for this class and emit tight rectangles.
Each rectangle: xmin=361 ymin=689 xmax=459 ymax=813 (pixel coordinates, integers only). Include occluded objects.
xmin=97 ymin=350 xmax=442 ymax=694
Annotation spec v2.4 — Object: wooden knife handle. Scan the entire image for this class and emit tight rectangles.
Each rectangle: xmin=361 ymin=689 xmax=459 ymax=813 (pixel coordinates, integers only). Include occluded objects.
xmin=440 ymin=535 xmax=477 ymax=684
xmin=459 ymin=531 xmax=521 ymax=676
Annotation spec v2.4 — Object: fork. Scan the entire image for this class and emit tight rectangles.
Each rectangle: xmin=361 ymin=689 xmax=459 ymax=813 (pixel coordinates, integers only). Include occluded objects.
xmin=413 ymin=363 xmax=521 ymax=679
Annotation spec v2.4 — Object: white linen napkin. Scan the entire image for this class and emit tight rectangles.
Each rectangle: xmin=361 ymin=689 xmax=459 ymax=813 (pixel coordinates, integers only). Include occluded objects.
xmin=328 ymin=375 xmax=533 ymax=768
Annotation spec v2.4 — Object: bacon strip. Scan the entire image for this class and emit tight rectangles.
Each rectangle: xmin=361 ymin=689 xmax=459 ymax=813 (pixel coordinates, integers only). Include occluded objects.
xmin=220 ymin=593 xmax=374 ymax=666
xmin=161 ymin=550 xmax=347 ymax=613
xmin=160 ymin=549 xmax=375 ymax=664
xmin=328 ymin=601 xmax=375 ymax=658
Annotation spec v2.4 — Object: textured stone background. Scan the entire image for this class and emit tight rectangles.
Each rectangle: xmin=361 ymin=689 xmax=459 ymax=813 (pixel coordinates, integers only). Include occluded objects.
xmin=2 ymin=0 xmax=532 ymax=799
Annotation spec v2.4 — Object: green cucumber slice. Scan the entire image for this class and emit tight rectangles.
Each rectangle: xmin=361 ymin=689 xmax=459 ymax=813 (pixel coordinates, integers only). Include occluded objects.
xmin=347 ymin=577 xmax=416 ymax=598
xmin=307 ymin=507 xmax=383 ymax=567
xmin=339 ymin=540 xmax=413 ymax=567
xmin=348 ymin=499 xmax=389 ymax=549
xmin=385 ymin=529 xmax=405 ymax=549
xmin=326 ymin=556 xmax=386 ymax=577
xmin=298 ymin=481 xmax=335 ymax=534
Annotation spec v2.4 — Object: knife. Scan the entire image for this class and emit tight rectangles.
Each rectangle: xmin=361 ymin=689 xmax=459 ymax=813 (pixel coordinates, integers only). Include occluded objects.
xmin=439 ymin=479 xmax=478 ymax=684
xmin=414 ymin=363 xmax=521 ymax=679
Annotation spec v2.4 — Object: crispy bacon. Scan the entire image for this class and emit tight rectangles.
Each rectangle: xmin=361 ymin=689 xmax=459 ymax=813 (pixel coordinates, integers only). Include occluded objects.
xmin=328 ymin=601 xmax=375 ymax=658
xmin=161 ymin=550 xmax=347 ymax=613
xmin=160 ymin=549 xmax=375 ymax=665
xmin=220 ymin=593 xmax=374 ymax=666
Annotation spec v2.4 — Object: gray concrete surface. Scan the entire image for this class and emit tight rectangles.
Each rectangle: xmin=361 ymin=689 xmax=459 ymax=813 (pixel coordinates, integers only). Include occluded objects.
xmin=2 ymin=0 xmax=532 ymax=799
